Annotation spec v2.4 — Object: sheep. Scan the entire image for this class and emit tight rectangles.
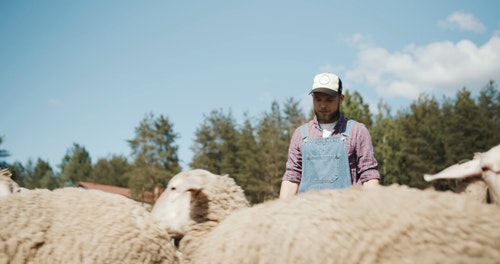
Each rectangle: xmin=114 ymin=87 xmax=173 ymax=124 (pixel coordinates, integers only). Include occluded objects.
xmin=454 ymin=177 xmax=490 ymax=203
xmin=152 ymin=169 xmax=500 ymax=264
xmin=151 ymin=169 xmax=249 ymax=263
xmin=0 ymin=187 xmax=178 ymax=264
xmin=424 ymin=144 xmax=500 ymax=205
xmin=0 ymin=168 xmax=21 ymax=198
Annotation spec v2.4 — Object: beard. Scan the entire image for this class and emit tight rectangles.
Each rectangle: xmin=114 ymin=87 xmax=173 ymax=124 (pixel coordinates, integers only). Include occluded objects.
xmin=315 ymin=106 xmax=340 ymax=124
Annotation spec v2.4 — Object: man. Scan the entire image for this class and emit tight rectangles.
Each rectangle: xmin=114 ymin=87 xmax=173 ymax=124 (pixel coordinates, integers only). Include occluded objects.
xmin=280 ymin=73 xmax=380 ymax=199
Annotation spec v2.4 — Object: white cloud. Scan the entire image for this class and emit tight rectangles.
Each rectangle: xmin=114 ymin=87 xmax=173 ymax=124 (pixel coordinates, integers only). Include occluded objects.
xmin=346 ymin=34 xmax=500 ymax=100
xmin=351 ymin=33 xmax=363 ymax=44
xmin=439 ymin=12 xmax=486 ymax=33
xmin=48 ymin=98 xmax=63 ymax=106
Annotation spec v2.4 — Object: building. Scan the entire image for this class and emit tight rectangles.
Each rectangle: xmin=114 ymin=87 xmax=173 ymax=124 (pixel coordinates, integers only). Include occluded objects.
xmin=76 ymin=181 xmax=158 ymax=205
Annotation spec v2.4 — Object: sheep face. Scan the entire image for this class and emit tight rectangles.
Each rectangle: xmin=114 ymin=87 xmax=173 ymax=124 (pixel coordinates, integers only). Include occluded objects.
xmin=481 ymin=145 xmax=500 ymax=204
xmin=423 ymin=144 xmax=500 ymax=205
xmin=151 ymin=169 xmax=216 ymax=238
xmin=0 ymin=169 xmax=21 ymax=198
xmin=423 ymin=158 xmax=481 ymax=182
xmin=481 ymin=144 xmax=500 ymax=172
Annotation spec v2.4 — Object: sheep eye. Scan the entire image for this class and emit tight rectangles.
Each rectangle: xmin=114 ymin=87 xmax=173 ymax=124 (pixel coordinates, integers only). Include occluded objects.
xmin=170 ymin=187 xmax=176 ymax=191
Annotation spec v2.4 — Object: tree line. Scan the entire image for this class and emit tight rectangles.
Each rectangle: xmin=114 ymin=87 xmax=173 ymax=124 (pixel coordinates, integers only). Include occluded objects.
xmin=1 ymin=81 xmax=498 ymax=204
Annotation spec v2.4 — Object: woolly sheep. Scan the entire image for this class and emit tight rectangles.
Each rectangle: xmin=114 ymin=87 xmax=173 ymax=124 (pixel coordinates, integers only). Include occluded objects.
xmin=0 ymin=187 xmax=177 ymax=264
xmin=0 ymin=169 xmax=21 ymax=198
xmin=424 ymin=144 xmax=500 ymax=205
xmin=152 ymin=169 xmax=500 ymax=264
xmin=151 ymin=169 xmax=249 ymax=263
xmin=454 ymin=177 xmax=490 ymax=203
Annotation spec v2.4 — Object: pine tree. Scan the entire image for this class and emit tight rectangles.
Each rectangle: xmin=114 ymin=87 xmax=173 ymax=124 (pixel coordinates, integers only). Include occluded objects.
xmin=397 ymin=94 xmax=445 ymax=189
xmin=35 ymin=159 xmax=58 ymax=190
xmin=59 ymin=143 xmax=92 ymax=187
xmin=0 ymin=136 xmax=9 ymax=168
xmin=127 ymin=113 xmax=181 ymax=199
xmin=342 ymin=90 xmax=373 ymax=127
xmin=90 ymin=155 xmax=132 ymax=187
xmin=189 ymin=109 xmax=240 ymax=176
xmin=234 ymin=113 xmax=261 ymax=204
xmin=371 ymin=101 xmax=404 ymax=185
xmin=442 ymin=88 xmax=483 ymax=165
xmin=255 ymin=101 xmax=290 ymax=201
xmin=8 ymin=161 xmax=30 ymax=188
xmin=477 ymin=80 xmax=500 ymax=150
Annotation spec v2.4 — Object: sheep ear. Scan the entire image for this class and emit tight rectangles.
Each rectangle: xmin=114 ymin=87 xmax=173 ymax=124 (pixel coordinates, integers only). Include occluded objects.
xmin=480 ymin=144 xmax=500 ymax=172
xmin=0 ymin=169 xmax=12 ymax=178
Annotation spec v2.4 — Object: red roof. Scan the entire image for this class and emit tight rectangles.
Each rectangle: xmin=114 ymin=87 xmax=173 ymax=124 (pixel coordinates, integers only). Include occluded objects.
xmin=76 ymin=182 xmax=154 ymax=204
xmin=77 ymin=182 xmax=131 ymax=197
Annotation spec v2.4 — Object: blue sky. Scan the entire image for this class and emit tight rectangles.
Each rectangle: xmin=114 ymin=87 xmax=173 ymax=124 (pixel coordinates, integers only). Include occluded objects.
xmin=1 ymin=0 xmax=499 ymax=171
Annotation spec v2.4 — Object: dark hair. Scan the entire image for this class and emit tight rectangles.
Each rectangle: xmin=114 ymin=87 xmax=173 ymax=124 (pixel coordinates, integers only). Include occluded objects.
xmin=338 ymin=78 xmax=343 ymax=94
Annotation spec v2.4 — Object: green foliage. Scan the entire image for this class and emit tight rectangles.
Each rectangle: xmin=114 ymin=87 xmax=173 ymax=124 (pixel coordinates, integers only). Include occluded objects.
xmin=370 ymin=82 xmax=499 ymax=190
xmin=7 ymin=159 xmax=58 ymax=189
xmin=371 ymin=101 xmax=405 ymax=185
xmin=33 ymin=159 xmax=58 ymax=190
xmin=8 ymin=161 xmax=31 ymax=188
xmin=442 ymin=88 xmax=482 ymax=164
xmin=0 ymin=136 xmax=9 ymax=168
xmin=397 ymin=94 xmax=446 ymax=189
xmin=128 ymin=113 xmax=181 ymax=172
xmin=125 ymin=162 xmax=171 ymax=200
xmin=282 ymin=97 xmax=307 ymax=136
xmin=190 ymin=98 xmax=305 ymax=203
xmin=127 ymin=113 xmax=181 ymax=200
xmin=342 ymin=90 xmax=373 ymax=127
xmin=254 ymin=101 xmax=293 ymax=201
xmin=3 ymin=80 xmax=498 ymax=202
xmin=189 ymin=109 xmax=239 ymax=175
xmin=58 ymin=143 xmax=92 ymax=186
xmin=89 ymin=155 xmax=132 ymax=187
xmin=477 ymin=81 xmax=500 ymax=147
xmin=233 ymin=113 xmax=262 ymax=204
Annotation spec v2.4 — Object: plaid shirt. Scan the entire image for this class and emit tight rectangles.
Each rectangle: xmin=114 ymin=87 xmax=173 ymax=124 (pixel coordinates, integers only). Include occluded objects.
xmin=282 ymin=114 xmax=380 ymax=185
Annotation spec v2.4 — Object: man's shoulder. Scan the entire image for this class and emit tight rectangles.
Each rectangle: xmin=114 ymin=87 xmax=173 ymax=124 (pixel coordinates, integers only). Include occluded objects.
xmin=298 ymin=119 xmax=317 ymax=128
xmin=294 ymin=119 xmax=318 ymax=139
xmin=341 ymin=116 xmax=371 ymax=134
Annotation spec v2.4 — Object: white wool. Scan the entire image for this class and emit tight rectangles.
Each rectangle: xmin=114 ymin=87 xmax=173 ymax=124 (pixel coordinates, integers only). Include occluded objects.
xmin=1 ymin=187 xmax=177 ymax=263
xmin=155 ymin=169 xmax=500 ymax=264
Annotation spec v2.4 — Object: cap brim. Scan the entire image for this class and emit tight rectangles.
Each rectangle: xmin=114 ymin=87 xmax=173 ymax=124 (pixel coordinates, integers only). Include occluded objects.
xmin=309 ymin=88 xmax=339 ymax=96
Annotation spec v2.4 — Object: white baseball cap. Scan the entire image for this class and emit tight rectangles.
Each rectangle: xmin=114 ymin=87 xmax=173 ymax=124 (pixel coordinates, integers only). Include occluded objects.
xmin=310 ymin=73 xmax=343 ymax=96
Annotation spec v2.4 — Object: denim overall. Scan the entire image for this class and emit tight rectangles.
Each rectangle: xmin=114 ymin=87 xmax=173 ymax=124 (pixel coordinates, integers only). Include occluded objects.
xmin=298 ymin=120 xmax=355 ymax=193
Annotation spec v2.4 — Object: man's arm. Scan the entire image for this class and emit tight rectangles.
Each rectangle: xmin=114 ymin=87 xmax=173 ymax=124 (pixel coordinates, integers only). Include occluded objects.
xmin=353 ymin=123 xmax=381 ymax=184
xmin=279 ymin=180 xmax=299 ymax=199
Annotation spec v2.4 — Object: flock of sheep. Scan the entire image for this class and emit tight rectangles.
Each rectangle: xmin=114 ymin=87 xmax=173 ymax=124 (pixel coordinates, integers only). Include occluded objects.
xmin=0 ymin=144 xmax=499 ymax=263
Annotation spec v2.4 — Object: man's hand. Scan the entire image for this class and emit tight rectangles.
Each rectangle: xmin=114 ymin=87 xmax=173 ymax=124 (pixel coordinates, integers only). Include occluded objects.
xmin=279 ymin=180 xmax=299 ymax=199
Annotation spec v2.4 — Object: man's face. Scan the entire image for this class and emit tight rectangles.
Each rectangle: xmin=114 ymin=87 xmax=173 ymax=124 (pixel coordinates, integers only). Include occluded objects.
xmin=312 ymin=92 xmax=343 ymax=123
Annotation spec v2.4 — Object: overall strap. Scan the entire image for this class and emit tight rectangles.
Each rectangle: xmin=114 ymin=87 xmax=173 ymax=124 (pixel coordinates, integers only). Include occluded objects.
xmin=300 ymin=123 xmax=309 ymax=143
xmin=342 ymin=119 xmax=356 ymax=137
